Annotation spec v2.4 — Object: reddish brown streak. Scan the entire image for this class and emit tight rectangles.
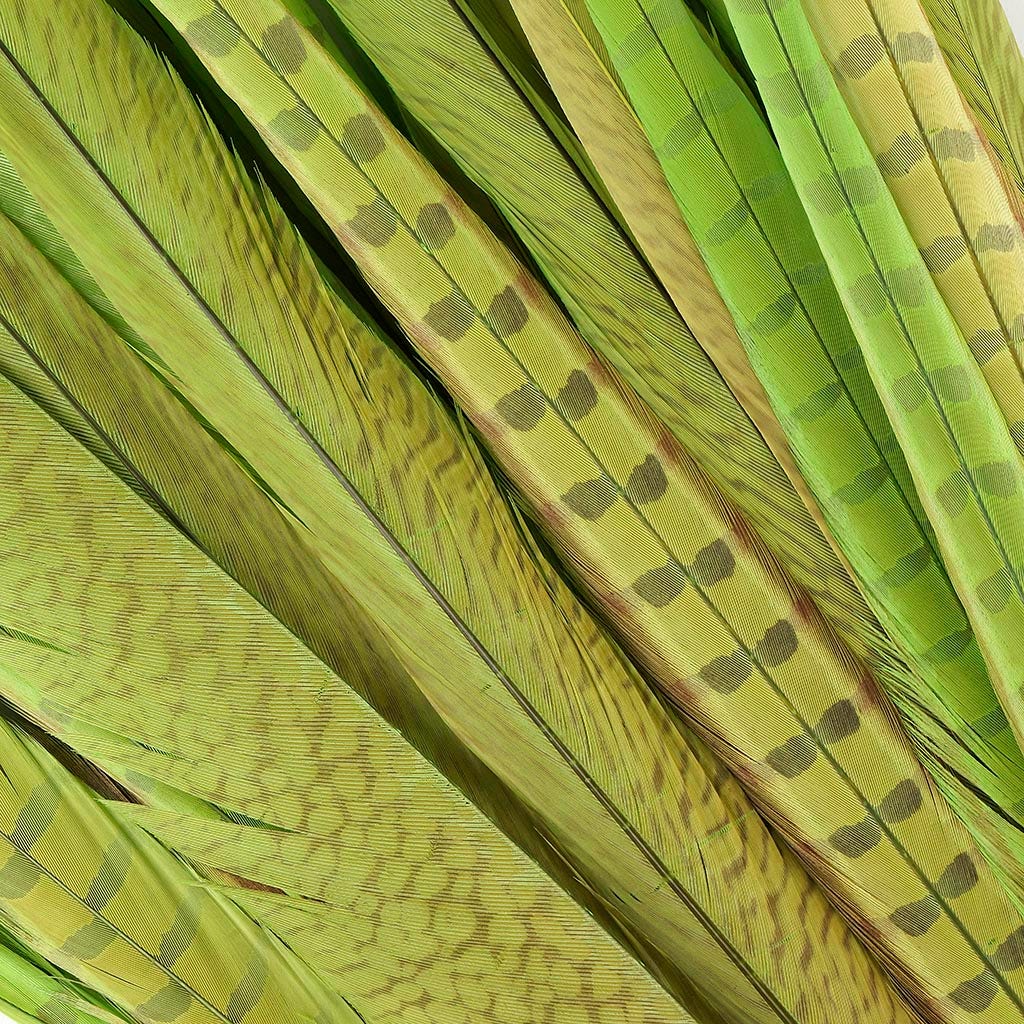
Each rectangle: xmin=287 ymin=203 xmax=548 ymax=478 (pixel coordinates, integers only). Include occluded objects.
xmin=515 ymin=265 xmax=548 ymax=309
xmin=218 ymin=869 xmax=287 ymax=897
xmin=584 ymin=351 xmax=616 ymax=388
xmin=655 ymin=430 xmax=697 ymax=482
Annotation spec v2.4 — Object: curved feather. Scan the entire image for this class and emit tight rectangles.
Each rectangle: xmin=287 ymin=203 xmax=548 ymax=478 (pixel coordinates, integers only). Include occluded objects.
xmin=0 ymin=1 xmax=912 ymax=1021
xmin=573 ymin=0 xmax=1024 ymax=906
xmin=133 ymin=1 xmax=1024 ymax=1020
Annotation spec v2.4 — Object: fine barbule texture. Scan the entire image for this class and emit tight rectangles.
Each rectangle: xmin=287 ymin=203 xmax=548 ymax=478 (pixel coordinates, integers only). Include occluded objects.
xmin=0 ymin=0 xmax=1022 ymax=1022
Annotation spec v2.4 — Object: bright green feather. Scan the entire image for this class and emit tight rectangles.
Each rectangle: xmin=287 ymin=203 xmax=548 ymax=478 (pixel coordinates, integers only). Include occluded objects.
xmin=0 ymin=2 xmax=906 ymax=1021
xmin=723 ymin=0 xmax=1024 ymax=765
xmin=578 ymin=0 xmax=1024 ymax=912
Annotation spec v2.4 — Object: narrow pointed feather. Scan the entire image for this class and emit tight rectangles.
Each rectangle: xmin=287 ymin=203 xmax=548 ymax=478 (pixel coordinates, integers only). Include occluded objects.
xmin=689 ymin=0 xmax=752 ymax=87
xmin=0 ymin=2 xmax=914 ymax=1020
xmin=130 ymin=2 xmax=1024 ymax=1020
xmin=576 ymin=0 xmax=1024 ymax=908
xmin=0 ymin=929 xmax=128 ymax=1024
xmin=0 ymin=190 xmax=732 ymax=1011
xmin=313 ymin=0 xmax=956 ymax=764
xmin=802 ymin=0 xmax=1024 ymax=453
xmin=0 ymin=716 xmax=351 ymax=1024
xmin=0 ymin=377 xmax=699 ymax=1024
xmin=0 ymin=202 xmax=508 ymax=790
xmin=920 ymin=0 xmax=1024 ymax=202
xmin=723 ymin=0 xmax=1024 ymax=810
xmin=264 ymin=0 xmax=867 ymax=636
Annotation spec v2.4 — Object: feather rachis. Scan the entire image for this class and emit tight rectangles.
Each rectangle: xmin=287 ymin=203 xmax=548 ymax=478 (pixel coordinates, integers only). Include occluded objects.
xmin=0 ymin=1 xmax=910 ymax=1021
xmin=140 ymin=1 xmax=1024 ymax=1019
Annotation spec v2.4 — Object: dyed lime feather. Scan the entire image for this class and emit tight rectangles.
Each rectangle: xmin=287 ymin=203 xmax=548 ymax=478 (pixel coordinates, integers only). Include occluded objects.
xmin=136 ymin=1 xmax=1024 ymax=1020
xmin=0 ymin=1 xmax=917 ymax=1021
xmin=803 ymin=0 xmax=1024 ymax=455
xmin=576 ymin=0 xmax=1024 ymax=910
xmin=722 ymin=0 xmax=1024 ymax=799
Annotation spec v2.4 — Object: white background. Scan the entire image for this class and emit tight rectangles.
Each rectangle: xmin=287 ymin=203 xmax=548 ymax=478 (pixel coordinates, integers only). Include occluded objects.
xmin=1007 ymin=0 xmax=1023 ymax=46
xmin=0 ymin=3 xmax=1018 ymax=1024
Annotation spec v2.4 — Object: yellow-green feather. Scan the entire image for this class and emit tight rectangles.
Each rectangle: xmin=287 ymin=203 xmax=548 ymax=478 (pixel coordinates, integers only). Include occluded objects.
xmin=306 ymin=0 xmax=1016 ymax=859
xmin=572 ymin=0 xmax=1024 ymax=913
xmin=0 ymin=1 xmax=917 ymax=1021
xmin=135 ymin=1 xmax=1024 ymax=1020
xmin=294 ymin=0 xmax=872 ymax=643
xmin=722 ymin=0 xmax=1024 ymax=1014
xmin=0 ymin=376 xmax=696 ymax=1024
xmin=723 ymin=0 xmax=1024 ymax=795
xmin=0 ymin=924 xmax=128 ymax=1024
xmin=803 ymin=0 xmax=1024 ymax=455
xmin=0 ymin=717 xmax=349 ymax=1024
xmin=920 ymin=0 xmax=1024 ymax=203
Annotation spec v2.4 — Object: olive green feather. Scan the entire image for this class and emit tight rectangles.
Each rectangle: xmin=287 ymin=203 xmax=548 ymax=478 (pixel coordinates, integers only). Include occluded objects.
xmin=0 ymin=369 xmax=694 ymax=1024
xmin=259 ymin=0 xmax=867 ymax=638
xmin=0 ymin=1 xmax=920 ymax=1022
xmin=128 ymin=2 xmax=1024 ymax=1021
xmin=0 ymin=715 xmax=351 ymax=1024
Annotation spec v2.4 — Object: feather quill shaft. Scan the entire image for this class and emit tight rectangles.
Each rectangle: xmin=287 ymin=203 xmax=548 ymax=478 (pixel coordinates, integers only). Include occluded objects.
xmin=139 ymin=1 xmax=1024 ymax=1019
xmin=0 ymin=1 xmax=911 ymax=1020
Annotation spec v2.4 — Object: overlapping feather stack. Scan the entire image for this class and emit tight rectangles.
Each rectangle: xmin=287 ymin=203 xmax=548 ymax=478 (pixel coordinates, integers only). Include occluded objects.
xmin=0 ymin=0 xmax=1023 ymax=1020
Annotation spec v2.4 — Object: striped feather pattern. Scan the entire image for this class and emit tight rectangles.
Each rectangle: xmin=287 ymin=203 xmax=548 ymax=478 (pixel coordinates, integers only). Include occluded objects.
xmin=570 ymin=0 xmax=1024 ymax=909
xmin=0 ymin=1 xmax=915 ymax=1021
xmin=804 ymin=0 xmax=1024 ymax=457
xmin=0 ymin=717 xmax=344 ymax=1024
xmin=921 ymin=0 xmax=1024 ymax=202
xmin=142 ymin=1 xmax=1024 ymax=1019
